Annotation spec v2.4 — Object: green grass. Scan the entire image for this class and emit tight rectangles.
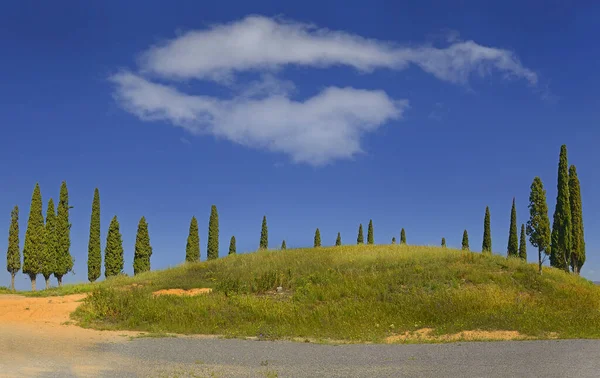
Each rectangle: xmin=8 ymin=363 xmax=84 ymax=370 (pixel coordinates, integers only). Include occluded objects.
xmin=51 ymin=245 xmax=600 ymax=342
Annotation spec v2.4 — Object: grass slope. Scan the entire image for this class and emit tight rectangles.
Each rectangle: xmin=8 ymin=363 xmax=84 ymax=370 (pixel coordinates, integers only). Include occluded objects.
xmin=60 ymin=245 xmax=600 ymax=342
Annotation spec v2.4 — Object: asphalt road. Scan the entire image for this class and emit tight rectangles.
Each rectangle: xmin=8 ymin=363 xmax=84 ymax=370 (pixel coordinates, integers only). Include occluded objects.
xmin=3 ymin=336 xmax=600 ymax=377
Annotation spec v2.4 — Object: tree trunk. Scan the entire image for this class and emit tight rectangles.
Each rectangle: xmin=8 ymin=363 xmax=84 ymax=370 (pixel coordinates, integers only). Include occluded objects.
xmin=10 ymin=273 xmax=15 ymax=291
xmin=57 ymin=276 xmax=63 ymax=287
xmin=30 ymin=276 xmax=36 ymax=292
xmin=45 ymin=277 xmax=50 ymax=290
xmin=538 ymin=248 xmax=543 ymax=275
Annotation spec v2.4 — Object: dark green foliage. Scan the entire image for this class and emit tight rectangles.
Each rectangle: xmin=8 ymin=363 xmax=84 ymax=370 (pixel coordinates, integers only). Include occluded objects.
xmin=105 ymin=216 xmax=124 ymax=278
xmin=41 ymin=198 xmax=57 ymax=289
xmin=55 ymin=181 xmax=73 ymax=286
xmin=185 ymin=216 xmax=200 ymax=262
xmin=400 ymin=228 xmax=406 ymax=245
xmin=569 ymin=165 xmax=585 ymax=274
xmin=519 ymin=224 xmax=527 ymax=260
xmin=87 ymin=188 xmax=101 ymax=282
xmin=314 ymin=228 xmax=321 ymax=247
xmin=281 ymin=240 xmax=287 ymax=250
xmin=462 ymin=230 xmax=469 ymax=251
xmin=367 ymin=219 xmax=374 ymax=245
xmin=357 ymin=224 xmax=364 ymax=244
xmin=482 ymin=206 xmax=492 ymax=253
xmin=551 ymin=145 xmax=571 ymax=272
xmin=507 ymin=198 xmax=519 ymax=257
xmin=6 ymin=206 xmax=21 ymax=291
xmin=335 ymin=232 xmax=341 ymax=246
xmin=133 ymin=217 xmax=152 ymax=275
xmin=259 ymin=216 xmax=268 ymax=250
xmin=441 ymin=238 xmax=446 ymax=248
xmin=229 ymin=236 xmax=236 ymax=255
xmin=391 ymin=237 xmax=396 ymax=244
xmin=207 ymin=205 xmax=219 ymax=260
xmin=23 ymin=183 xmax=44 ymax=291
xmin=527 ymin=176 xmax=551 ymax=274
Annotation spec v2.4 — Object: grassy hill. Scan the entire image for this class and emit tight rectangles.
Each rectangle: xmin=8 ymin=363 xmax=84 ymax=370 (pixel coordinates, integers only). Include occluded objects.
xmin=29 ymin=245 xmax=600 ymax=343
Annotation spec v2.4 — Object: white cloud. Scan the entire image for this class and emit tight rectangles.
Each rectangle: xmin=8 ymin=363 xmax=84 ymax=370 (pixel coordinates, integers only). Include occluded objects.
xmin=112 ymin=15 xmax=537 ymax=165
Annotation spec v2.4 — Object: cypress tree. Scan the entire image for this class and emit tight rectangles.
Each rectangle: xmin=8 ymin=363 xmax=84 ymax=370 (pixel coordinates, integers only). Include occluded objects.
xmin=441 ymin=238 xmax=447 ymax=248
xmin=400 ymin=228 xmax=406 ymax=245
xmin=133 ymin=216 xmax=152 ymax=275
xmin=87 ymin=188 xmax=101 ymax=282
xmin=207 ymin=205 xmax=219 ymax=260
xmin=6 ymin=206 xmax=21 ymax=291
xmin=229 ymin=236 xmax=236 ymax=255
xmin=569 ymin=165 xmax=585 ymax=274
xmin=462 ymin=230 xmax=469 ymax=251
xmin=40 ymin=198 xmax=57 ymax=289
xmin=392 ymin=237 xmax=396 ymax=244
xmin=551 ymin=145 xmax=571 ymax=272
xmin=519 ymin=224 xmax=527 ymax=260
xmin=357 ymin=224 xmax=364 ymax=244
xmin=104 ymin=216 xmax=124 ymax=277
xmin=259 ymin=215 xmax=268 ymax=250
xmin=482 ymin=206 xmax=492 ymax=253
xmin=54 ymin=181 xmax=73 ymax=287
xmin=281 ymin=240 xmax=287 ymax=250
xmin=335 ymin=232 xmax=341 ymax=246
xmin=507 ymin=198 xmax=519 ymax=257
xmin=23 ymin=183 xmax=44 ymax=291
xmin=526 ymin=177 xmax=551 ymax=274
xmin=185 ymin=216 xmax=200 ymax=262
xmin=367 ymin=219 xmax=374 ymax=245
xmin=314 ymin=228 xmax=321 ymax=247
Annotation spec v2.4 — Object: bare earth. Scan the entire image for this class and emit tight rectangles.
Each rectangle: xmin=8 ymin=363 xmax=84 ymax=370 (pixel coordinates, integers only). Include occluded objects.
xmin=2 ymin=293 xmax=600 ymax=377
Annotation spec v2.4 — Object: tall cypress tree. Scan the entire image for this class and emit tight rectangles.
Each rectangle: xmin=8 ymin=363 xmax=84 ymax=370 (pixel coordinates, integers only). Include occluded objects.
xmin=259 ymin=215 xmax=268 ymax=250
xmin=367 ymin=219 xmax=374 ymax=245
xmin=482 ymin=206 xmax=492 ymax=253
xmin=335 ymin=232 xmax=342 ymax=246
xmin=551 ymin=145 xmax=571 ymax=272
xmin=462 ymin=230 xmax=469 ymax=251
xmin=185 ymin=216 xmax=200 ymax=262
xmin=185 ymin=217 xmax=200 ymax=262
xmin=281 ymin=240 xmax=287 ymax=250
xmin=55 ymin=181 xmax=73 ymax=286
xmin=133 ymin=216 xmax=152 ymax=275
xmin=569 ymin=165 xmax=585 ymax=274
xmin=229 ymin=236 xmax=236 ymax=255
xmin=400 ymin=228 xmax=406 ymax=245
xmin=23 ymin=183 xmax=44 ymax=291
xmin=314 ymin=228 xmax=321 ymax=247
xmin=104 ymin=216 xmax=124 ymax=277
xmin=526 ymin=177 xmax=551 ymax=274
xmin=87 ymin=188 xmax=101 ymax=282
xmin=40 ymin=198 xmax=57 ymax=289
xmin=6 ymin=206 xmax=21 ymax=291
xmin=507 ymin=198 xmax=519 ymax=257
xmin=207 ymin=205 xmax=219 ymax=260
xmin=391 ymin=237 xmax=396 ymax=244
xmin=441 ymin=238 xmax=447 ymax=248
xmin=357 ymin=224 xmax=364 ymax=244
xmin=519 ymin=224 xmax=527 ymax=260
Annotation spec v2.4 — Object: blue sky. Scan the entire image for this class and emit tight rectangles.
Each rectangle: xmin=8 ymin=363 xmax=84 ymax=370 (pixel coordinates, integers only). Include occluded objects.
xmin=1 ymin=1 xmax=599 ymax=290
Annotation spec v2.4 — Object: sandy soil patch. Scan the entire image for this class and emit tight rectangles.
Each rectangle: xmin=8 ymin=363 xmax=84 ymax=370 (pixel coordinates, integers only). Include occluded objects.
xmin=152 ymin=288 xmax=212 ymax=297
xmin=385 ymin=328 xmax=531 ymax=343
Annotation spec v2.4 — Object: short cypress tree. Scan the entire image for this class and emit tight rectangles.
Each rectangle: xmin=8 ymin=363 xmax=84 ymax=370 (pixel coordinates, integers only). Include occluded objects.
xmin=400 ymin=228 xmax=406 ymax=245
xmin=207 ymin=205 xmax=219 ymax=260
xmin=441 ymin=238 xmax=447 ymax=248
xmin=54 ymin=181 xmax=73 ymax=287
xmin=507 ymin=198 xmax=519 ymax=257
xmin=519 ymin=224 xmax=527 ymax=260
xmin=367 ymin=219 xmax=374 ymax=245
xmin=6 ymin=206 xmax=21 ymax=291
xmin=259 ymin=215 xmax=268 ymax=250
xmin=550 ymin=145 xmax=571 ymax=272
xmin=569 ymin=165 xmax=585 ymax=274
xmin=185 ymin=216 xmax=200 ymax=262
xmin=104 ymin=216 xmax=124 ymax=278
xmin=462 ymin=230 xmax=469 ymax=251
xmin=482 ymin=206 xmax=492 ymax=253
xmin=133 ymin=216 xmax=152 ymax=275
xmin=40 ymin=198 xmax=57 ymax=289
xmin=314 ymin=228 xmax=321 ymax=247
xmin=392 ymin=237 xmax=396 ymax=244
xmin=527 ymin=177 xmax=551 ymax=274
xmin=23 ymin=183 xmax=44 ymax=291
xmin=87 ymin=188 xmax=101 ymax=282
xmin=335 ymin=232 xmax=341 ymax=246
xmin=357 ymin=224 xmax=364 ymax=244
xmin=229 ymin=236 xmax=236 ymax=255
xmin=281 ymin=240 xmax=287 ymax=250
